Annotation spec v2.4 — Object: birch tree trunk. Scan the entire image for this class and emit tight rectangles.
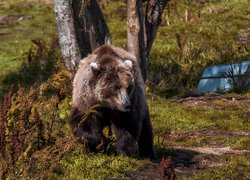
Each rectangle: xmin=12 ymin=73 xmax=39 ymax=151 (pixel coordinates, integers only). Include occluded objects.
xmin=54 ymin=0 xmax=110 ymax=73
xmin=54 ymin=0 xmax=81 ymax=73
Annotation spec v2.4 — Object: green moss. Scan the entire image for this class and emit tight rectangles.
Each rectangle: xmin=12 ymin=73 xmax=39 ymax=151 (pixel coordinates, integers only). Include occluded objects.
xmin=51 ymin=152 xmax=150 ymax=179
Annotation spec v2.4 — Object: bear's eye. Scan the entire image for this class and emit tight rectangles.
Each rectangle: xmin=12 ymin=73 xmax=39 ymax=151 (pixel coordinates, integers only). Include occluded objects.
xmin=113 ymin=85 xmax=120 ymax=92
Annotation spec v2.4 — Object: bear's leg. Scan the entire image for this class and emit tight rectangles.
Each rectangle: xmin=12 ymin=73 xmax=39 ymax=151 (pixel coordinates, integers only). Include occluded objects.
xmin=81 ymin=117 xmax=106 ymax=152
xmin=115 ymin=128 xmax=136 ymax=156
xmin=138 ymin=115 xmax=155 ymax=159
xmin=68 ymin=107 xmax=105 ymax=152
xmin=68 ymin=107 xmax=85 ymax=137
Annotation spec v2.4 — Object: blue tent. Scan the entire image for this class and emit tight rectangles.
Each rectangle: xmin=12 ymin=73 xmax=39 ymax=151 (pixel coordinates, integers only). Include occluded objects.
xmin=197 ymin=61 xmax=250 ymax=94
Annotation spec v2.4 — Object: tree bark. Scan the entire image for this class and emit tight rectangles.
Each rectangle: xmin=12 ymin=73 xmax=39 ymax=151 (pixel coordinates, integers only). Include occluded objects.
xmin=127 ymin=0 xmax=147 ymax=81
xmin=54 ymin=0 xmax=81 ymax=73
xmin=145 ymin=0 xmax=169 ymax=56
xmin=54 ymin=0 xmax=111 ymax=73
xmin=127 ymin=0 xmax=168 ymax=81
xmin=72 ymin=0 xmax=111 ymax=58
xmin=55 ymin=0 xmax=168 ymax=79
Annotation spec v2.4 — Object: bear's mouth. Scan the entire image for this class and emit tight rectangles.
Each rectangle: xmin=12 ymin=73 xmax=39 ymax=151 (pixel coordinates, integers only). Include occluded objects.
xmin=116 ymin=105 xmax=132 ymax=112
xmin=123 ymin=103 xmax=132 ymax=111
xmin=108 ymin=104 xmax=131 ymax=112
xmin=100 ymin=100 xmax=132 ymax=112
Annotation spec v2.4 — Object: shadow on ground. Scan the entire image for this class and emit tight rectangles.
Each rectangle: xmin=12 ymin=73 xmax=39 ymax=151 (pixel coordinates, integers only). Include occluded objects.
xmin=0 ymin=38 xmax=60 ymax=97
xmin=123 ymin=147 xmax=202 ymax=179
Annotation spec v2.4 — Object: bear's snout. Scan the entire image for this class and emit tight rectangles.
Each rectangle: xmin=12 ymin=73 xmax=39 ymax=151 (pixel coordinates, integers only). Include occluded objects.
xmin=123 ymin=101 xmax=132 ymax=111
xmin=118 ymin=89 xmax=132 ymax=111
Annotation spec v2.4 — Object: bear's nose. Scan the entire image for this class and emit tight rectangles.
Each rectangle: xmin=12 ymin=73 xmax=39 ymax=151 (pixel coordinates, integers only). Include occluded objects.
xmin=124 ymin=103 xmax=132 ymax=111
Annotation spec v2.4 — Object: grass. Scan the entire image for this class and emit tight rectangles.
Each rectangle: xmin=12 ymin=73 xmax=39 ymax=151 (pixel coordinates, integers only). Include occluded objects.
xmin=52 ymin=152 xmax=150 ymax=179
xmin=0 ymin=0 xmax=57 ymax=94
xmin=148 ymin=0 xmax=250 ymax=95
xmin=167 ymin=136 xmax=250 ymax=150
xmin=148 ymin=95 xmax=250 ymax=133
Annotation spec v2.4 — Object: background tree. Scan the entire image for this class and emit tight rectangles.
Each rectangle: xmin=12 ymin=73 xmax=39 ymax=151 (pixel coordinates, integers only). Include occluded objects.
xmin=54 ymin=0 xmax=169 ymax=81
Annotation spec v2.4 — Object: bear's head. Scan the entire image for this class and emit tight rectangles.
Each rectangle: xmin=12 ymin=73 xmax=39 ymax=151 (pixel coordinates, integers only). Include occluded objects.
xmin=89 ymin=55 xmax=134 ymax=112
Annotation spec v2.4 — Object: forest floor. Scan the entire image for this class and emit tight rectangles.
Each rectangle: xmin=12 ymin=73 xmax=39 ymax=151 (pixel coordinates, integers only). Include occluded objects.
xmin=124 ymin=93 xmax=250 ymax=179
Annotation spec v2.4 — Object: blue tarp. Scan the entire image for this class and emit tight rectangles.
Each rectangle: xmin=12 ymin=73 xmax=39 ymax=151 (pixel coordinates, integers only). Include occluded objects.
xmin=197 ymin=61 xmax=250 ymax=94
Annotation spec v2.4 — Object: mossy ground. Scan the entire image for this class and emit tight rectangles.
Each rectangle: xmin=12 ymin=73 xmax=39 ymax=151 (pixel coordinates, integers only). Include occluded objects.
xmin=0 ymin=0 xmax=57 ymax=95
xmin=0 ymin=0 xmax=249 ymax=179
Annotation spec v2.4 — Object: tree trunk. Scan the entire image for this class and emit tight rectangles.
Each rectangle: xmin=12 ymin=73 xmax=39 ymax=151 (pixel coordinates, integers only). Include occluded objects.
xmin=127 ymin=0 xmax=169 ymax=81
xmin=72 ymin=0 xmax=111 ymax=58
xmin=55 ymin=0 xmax=169 ymax=79
xmin=54 ymin=0 xmax=111 ymax=73
xmin=54 ymin=0 xmax=81 ymax=73
xmin=127 ymin=0 xmax=147 ymax=81
xmin=145 ymin=0 xmax=169 ymax=56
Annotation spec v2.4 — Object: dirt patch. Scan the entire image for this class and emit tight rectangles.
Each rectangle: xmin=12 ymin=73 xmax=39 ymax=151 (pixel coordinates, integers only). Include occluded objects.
xmin=164 ymin=129 xmax=250 ymax=140
xmin=124 ymin=145 xmax=250 ymax=179
xmin=123 ymin=148 xmax=219 ymax=179
xmin=178 ymin=93 xmax=250 ymax=111
xmin=0 ymin=15 xmax=34 ymax=21
xmin=170 ymin=146 xmax=249 ymax=178
xmin=126 ymin=163 xmax=161 ymax=180
xmin=124 ymin=128 xmax=250 ymax=179
xmin=121 ymin=158 xmax=175 ymax=180
xmin=171 ymin=146 xmax=250 ymax=156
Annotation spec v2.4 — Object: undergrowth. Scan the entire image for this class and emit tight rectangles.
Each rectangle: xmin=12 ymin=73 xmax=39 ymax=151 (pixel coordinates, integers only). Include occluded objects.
xmin=0 ymin=67 xmax=73 ymax=179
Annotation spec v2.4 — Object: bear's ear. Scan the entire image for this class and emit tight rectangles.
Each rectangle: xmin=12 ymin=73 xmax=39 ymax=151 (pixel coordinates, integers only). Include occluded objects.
xmin=124 ymin=60 xmax=133 ymax=70
xmin=90 ymin=62 xmax=99 ymax=72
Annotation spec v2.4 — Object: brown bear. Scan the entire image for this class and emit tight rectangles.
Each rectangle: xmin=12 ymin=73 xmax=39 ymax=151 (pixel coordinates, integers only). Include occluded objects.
xmin=69 ymin=45 xmax=154 ymax=159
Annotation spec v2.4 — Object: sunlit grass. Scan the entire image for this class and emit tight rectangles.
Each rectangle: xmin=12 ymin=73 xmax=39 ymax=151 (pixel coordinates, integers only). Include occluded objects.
xmin=0 ymin=1 xmax=56 ymax=84
xmin=51 ymin=152 xmax=150 ymax=179
xmin=148 ymin=95 xmax=250 ymax=133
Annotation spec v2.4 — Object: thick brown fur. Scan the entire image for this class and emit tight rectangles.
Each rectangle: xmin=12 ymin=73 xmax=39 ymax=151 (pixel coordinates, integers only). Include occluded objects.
xmin=69 ymin=45 xmax=154 ymax=159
